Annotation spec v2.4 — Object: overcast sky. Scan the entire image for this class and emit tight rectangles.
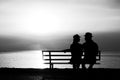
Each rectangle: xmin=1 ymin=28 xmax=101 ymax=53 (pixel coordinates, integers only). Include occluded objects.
xmin=0 ymin=0 xmax=120 ymax=52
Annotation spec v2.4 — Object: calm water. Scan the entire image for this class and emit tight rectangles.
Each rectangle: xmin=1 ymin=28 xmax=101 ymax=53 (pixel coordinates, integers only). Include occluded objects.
xmin=0 ymin=50 xmax=120 ymax=69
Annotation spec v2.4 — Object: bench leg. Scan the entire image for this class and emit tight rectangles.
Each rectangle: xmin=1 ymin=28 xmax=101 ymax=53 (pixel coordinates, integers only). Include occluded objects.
xmin=50 ymin=64 xmax=54 ymax=69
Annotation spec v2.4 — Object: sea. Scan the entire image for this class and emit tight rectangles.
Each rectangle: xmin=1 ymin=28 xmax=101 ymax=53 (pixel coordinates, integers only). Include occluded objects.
xmin=0 ymin=50 xmax=120 ymax=69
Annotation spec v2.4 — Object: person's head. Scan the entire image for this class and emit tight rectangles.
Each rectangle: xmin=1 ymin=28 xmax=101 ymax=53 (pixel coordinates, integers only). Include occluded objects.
xmin=84 ymin=32 xmax=93 ymax=41
xmin=73 ymin=34 xmax=80 ymax=43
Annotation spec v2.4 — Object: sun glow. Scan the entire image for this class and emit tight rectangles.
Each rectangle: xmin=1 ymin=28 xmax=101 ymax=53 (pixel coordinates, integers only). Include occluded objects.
xmin=19 ymin=6 xmax=62 ymax=36
xmin=16 ymin=4 xmax=120 ymax=36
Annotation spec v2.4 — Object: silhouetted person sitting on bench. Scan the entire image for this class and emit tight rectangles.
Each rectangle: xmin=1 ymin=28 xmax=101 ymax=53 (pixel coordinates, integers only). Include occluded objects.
xmin=70 ymin=34 xmax=83 ymax=69
xmin=83 ymin=32 xmax=99 ymax=69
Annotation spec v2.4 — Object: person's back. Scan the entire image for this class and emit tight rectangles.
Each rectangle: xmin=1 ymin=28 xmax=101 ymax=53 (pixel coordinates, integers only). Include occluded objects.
xmin=70 ymin=34 xmax=83 ymax=69
xmin=83 ymin=32 xmax=99 ymax=69
xmin=83 ymin=40 xmax=98 ymax=61
xmin=70 ymin=41 xmax=82 ymax=57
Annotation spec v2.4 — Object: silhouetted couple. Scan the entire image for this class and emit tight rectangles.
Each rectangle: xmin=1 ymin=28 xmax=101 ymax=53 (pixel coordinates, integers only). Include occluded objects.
xmin=70 ymin=32 xmax=99 ymax=69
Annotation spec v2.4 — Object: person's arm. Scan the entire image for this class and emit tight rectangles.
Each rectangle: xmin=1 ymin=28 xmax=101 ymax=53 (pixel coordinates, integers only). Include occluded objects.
xmin=95 ymin=43 xmax=99 ymax=55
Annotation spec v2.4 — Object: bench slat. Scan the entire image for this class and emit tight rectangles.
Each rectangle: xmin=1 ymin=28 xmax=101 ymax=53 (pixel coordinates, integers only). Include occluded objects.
xmin=43 ymin=55 xmax=100 ymax=56
xmin=44 ymin=62 xmax=100 ymax=64
xmin=44 ymin=59 xmax=100 ymax=61
xmin=43 ymin=55 xmax=71 ymax=56
xmin=44 ymin=59 xmax=70 ymax=60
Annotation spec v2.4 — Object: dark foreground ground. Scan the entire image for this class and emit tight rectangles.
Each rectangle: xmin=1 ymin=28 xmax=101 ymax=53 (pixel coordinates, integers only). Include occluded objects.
xmin=0 ymin=68 xmax=119 ymax=80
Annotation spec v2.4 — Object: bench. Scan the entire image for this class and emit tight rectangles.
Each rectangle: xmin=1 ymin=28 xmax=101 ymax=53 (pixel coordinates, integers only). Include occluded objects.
xmin=42 ymin=50 xmax=101 ymax=69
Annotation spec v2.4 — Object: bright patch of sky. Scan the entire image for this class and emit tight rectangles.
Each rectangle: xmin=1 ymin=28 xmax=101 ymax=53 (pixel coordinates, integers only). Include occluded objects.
xmin=0 ymin=0 xmax=120 ymax=38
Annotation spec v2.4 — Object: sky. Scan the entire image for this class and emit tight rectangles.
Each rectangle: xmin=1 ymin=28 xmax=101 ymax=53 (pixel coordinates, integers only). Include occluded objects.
xmin=0 ymin=0 xmax=120 ymax=52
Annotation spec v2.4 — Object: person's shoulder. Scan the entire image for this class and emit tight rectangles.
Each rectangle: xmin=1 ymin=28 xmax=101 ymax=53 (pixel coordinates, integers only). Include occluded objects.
xmin=92 ymin=41 xmax=96 ymax=43
xmin=70 ymin=43 xmax=74 ymax=46
xmin=82 ymin=43 xmax=86 ymax=47
xmin=92 ymin=41 xmax=98 ymax=47
xmin=93 ymin=41 xmax=98 ymax=45
xmin=79 ymin=43 xmax=82 ymax=46
xmin=82 ymin=42 xmax=86 ymax=45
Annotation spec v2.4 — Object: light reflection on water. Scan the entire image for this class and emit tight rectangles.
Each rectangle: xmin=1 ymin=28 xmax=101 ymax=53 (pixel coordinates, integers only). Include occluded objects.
xmin=0 ymin=50 xmax=48 ymax=68
xmin=0 ymin=50 xmax=120 ymax=69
